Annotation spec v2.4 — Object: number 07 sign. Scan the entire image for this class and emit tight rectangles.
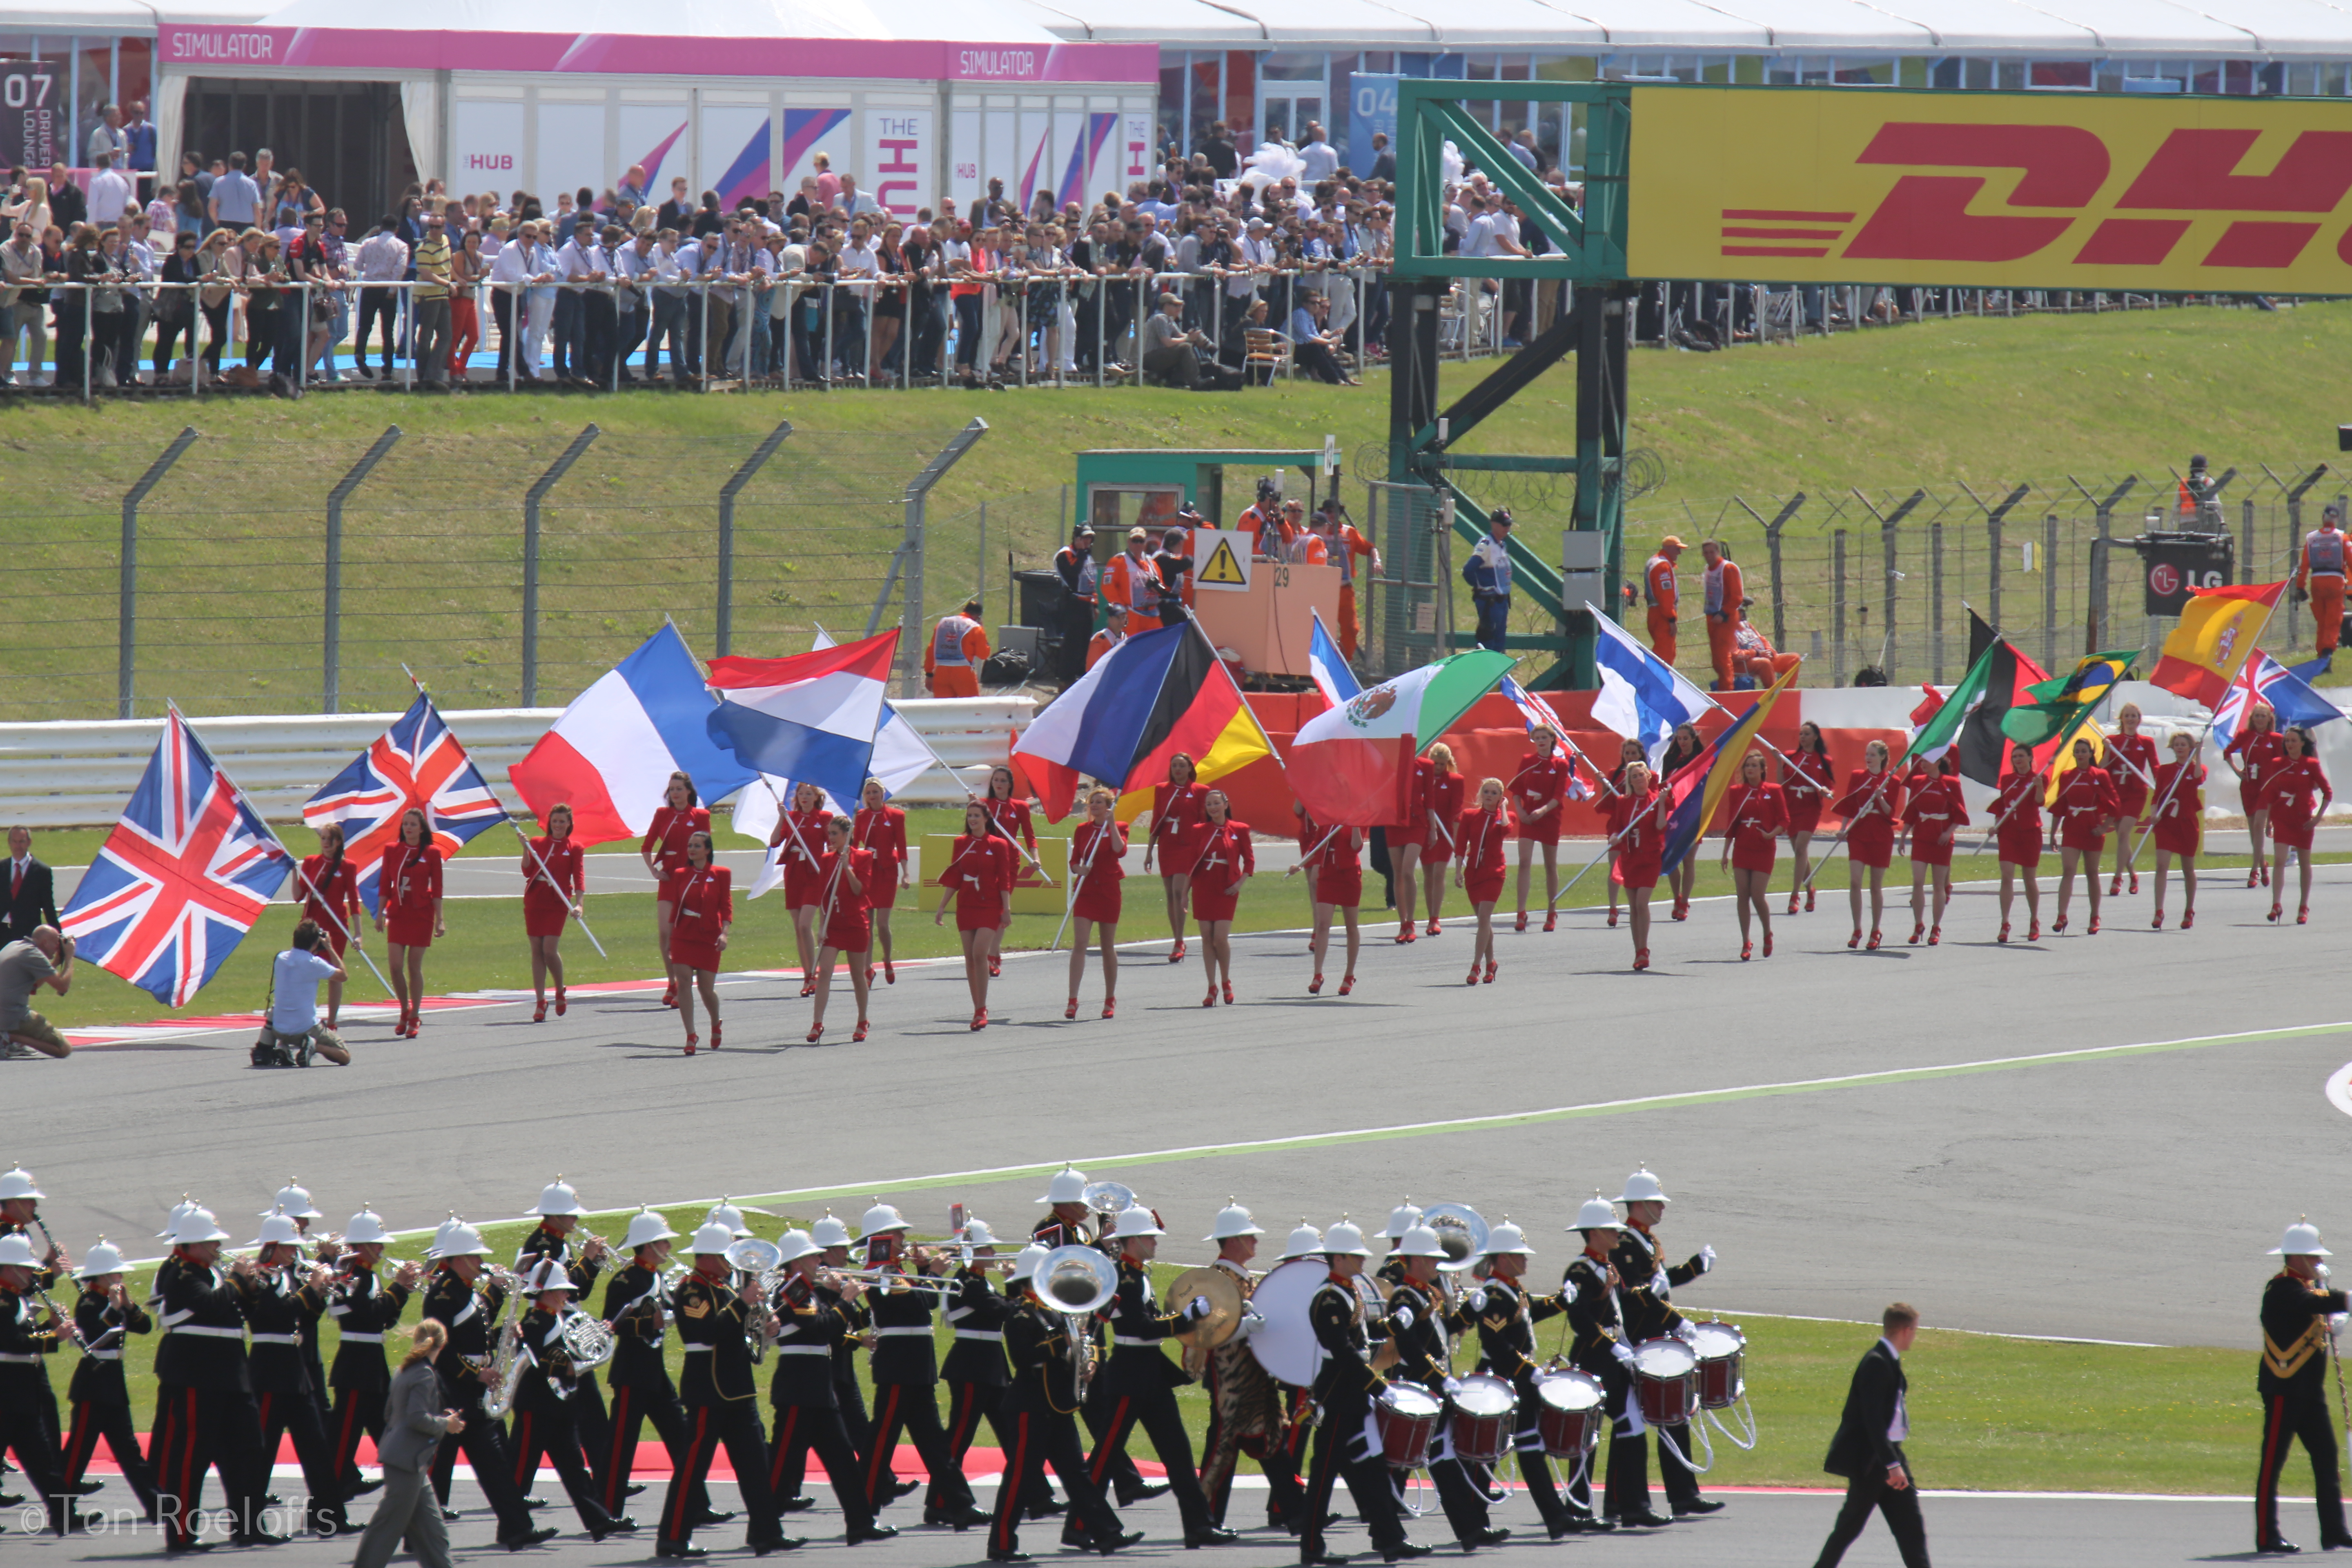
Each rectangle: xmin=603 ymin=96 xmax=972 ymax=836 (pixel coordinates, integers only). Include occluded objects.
xmin=2 ymin=63 xmax=60 ymax=174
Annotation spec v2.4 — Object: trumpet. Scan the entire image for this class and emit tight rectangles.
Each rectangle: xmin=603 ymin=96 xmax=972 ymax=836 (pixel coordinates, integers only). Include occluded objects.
xmin=824 ymin=1266 xmax=958 ymax=1298
xmin=577 ymin=1232 xmax=618 ymax=1273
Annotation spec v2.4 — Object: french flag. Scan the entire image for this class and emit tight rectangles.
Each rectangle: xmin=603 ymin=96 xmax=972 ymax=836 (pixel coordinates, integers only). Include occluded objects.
xmin=704 ymin=631 xmax=898 ymax=812
xmin=507 ymin=624 xmax=757 ymax=845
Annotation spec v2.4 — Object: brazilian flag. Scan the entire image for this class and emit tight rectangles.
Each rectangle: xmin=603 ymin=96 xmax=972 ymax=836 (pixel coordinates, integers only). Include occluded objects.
xmin=1999 ymin=650 xmax=2138 ymax=747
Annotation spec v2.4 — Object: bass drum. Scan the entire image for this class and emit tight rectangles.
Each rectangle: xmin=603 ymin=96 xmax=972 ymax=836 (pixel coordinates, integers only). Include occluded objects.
xmin=1245 ymin=1258 xmax=1331 ymax=1388
xmin=1532 ymin=1368 xmax=1605 ymax=1459
xmin=1631 ymin=1337 xmax=1697 ymax=1429
xmin=1687 ymin=1321 xmax=1746 ymax=1410
xmin=1372 ymin=1382 xmax=1443 ymax=1470
xmin=1445 ymin=1372 xmax=1517 ymax=1465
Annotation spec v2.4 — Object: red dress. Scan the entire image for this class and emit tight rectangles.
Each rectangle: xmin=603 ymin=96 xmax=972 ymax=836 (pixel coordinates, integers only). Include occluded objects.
xmin=2150 ymin=760 xmax=2204 ymax=858
xmin=1070 ymin=820 xmax=1127 ymax=924
xmin=2107 ymin=733 xmax=2158 ymax=819
xmin=1720 ymin=783 xmax=1786 ymax=874
xmin=1833 ymin=770 xmax=1906 ymax=871
xmin=1612 ymin=786 xmax=1665 ymax=891
xmin=2227 ymin=730 xmax=2287 ymax=818
xmin=2051 ymin=767 xmax=2121 ymax=852
xmin=771 ymin=809 xmax=832 ymax=907
xmin=645 ymin=805 xmax=711 ymax=904
xmin=1298 ymin=816 xmax=1363 ymax=908
xmin=852 ymin=806 xmax=909 ymax=909
xmin=985 ymin=796 xmax=1038 ymax=855
xmin=1780 ymin=750 xmax=1835 ymax=834
xmin=1151 ymin=782 xmax=1209 ymax=876
xmin=817 ymin=847 xmax=876 ymax=952
xmin=1420 ymin=772 xmax=1467 ymax=865
xmin=1991 ymin=773 xmax=2045 ymax=869
xmin=1512 ymin=751 xmax=1574 ymax=846
xmin=1189 ymin=820 xmax=1254 ymax=922
xmin=943 ymin=835 xmax=1015 ymax=932
xmin=1392 ymin=759 xmax=1435 ymax=854
xmin=298 ymin=853 xmax=361 ymax=955
xmin=2261 ymin=757 xmax=2332 ymax=851
xmin=668 ymin=865 xmax=733 ymax=971
xmin=1456 ymin=806 xmax=1512 ymax=903
xmin=381 ymin=843 xmax=443 ymax=949
xmin=1902 ymin=776 xmax=1969 ymax=869
xmin=521 ymin=834 xmax=584 ymax=938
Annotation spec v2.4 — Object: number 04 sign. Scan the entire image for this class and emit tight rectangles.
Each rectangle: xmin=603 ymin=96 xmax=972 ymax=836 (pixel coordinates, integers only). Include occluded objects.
xmin=2 ymin=63 xmax=59 ymax=173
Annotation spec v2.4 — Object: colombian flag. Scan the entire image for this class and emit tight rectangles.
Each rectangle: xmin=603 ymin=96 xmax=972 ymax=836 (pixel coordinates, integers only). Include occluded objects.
xmin=2150 ymin=581 xmax=2285 ymax=708
xmin=1657 ymin=664 xmax=1799 ymax=878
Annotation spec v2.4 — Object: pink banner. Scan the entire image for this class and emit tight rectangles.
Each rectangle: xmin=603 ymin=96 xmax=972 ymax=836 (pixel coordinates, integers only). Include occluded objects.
xmin=159 ymin=27 xmax=1154 ymax=84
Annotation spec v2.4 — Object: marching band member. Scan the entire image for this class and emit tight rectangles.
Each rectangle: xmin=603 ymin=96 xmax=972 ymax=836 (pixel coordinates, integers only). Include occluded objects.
xmin=669 ymin=832 xmax=732 ymax=1054
xmin=1607 ymin=1171 xmax=1719 ymax=1523
xmin=0 ymin=1230 xmax=80 ymax=1537
xmin=375 ymin=806 xmax=443 ymax=1038
xmin=298 ymin=820 xmax=363 ymax=1029
xmin=522 ymin=802 xmax=584 ymax=1023
xmin=151 ymin=1205 xmax=276 ymax=1548
xmin=1511 ymin=725 xmax=1575 ymax=932
xmin=1388 ymin=1224 xmax=1508 ymax=1548
xmin=1077 ymin=1208 xmax=1229 ymax=1548
xmin=1376 ymin=1203 xmax=1423 ymax=1291
xmin=1471 ymin=1221 xmax=1581 ymax=1540
xmin=2150 ymin=731 xmax=2205 ymax=930
xmin=852 ymin=780 xmax=910 ymax=985
xmin=644 ymin=771 xmax=710 ymax=1009
xmin=265 ymin=1179 xmax=333 ymax=1422
xmin=1561 ymin=1197 xmax=1628 ymax=1532
xmin=2105 ymin=704 xmax=2157 ymax=898
xmin=1900 ymin=755 xmax=1967 ymax=947
xmin=764 ymin=1229 xmax=891 ymax=1541
xmin=1067 ymin=786 xmax=1127 ymax=1020
xmin=327 ymin=1206 xmax=421 ymax=1505
xmin=2254 ymin=1219 xmax=2352 ymax=1555
xmin=1298 ymin=1218 xmax=1421 ymax=1568
xmin=1454 ymin=778 xmax=1512 ymax=984
xmin=656 ymin=1221 xmax=797 ymax=1559
xmin=772 ymin=782 xmax=833 ymax=998
xmin=1143 ymin=753 xmax=1209 ymax=964
xmin=1991 ymin=742 xmax=2046 ymax=944
xmin=1719 ymin=750 xmax=1786 ymax=960
xmin=1272 ymin=1222 xmax=1327 ymax=1483
xmin=1781 ymin=722 xmax=1834 ymax=914
xmin=1032 ymin=1167 xmax=1098 ymax=1252
xmin=1197 ymin=1203 xmax=1310 ymax=1532
xmin=810 ymin=816 xmax=877 ymax=1043
xmin=1391 ymin=753 xmax=1432 ymax=944
xmin=2225 ymin=702 xmax=2285 ymax=889
xmin=1287 ymin=805 xmax=1363 ymax=996
xmin=1834 ymin=741 xmax=1905 ymax=951
xmin=599 ymin=1209 xmax=701 ymax=1521
xmin=984 ymin=765 xmax=1043 ymax=977
xmin=807 ymin=1213 xmax=876 ymax=1455
xmin=508 ymin=1260 xmax=632 ymax=1539
xmin=1612 ymin=762 xmax=1668 ymax=972
xmin=2049 ymin=738 xmax=2120 ymax=935
xmin=1605 ymin=738 xmax=1644 ymax=929
xmin=1192 ymin=790 xmax=1254 ymax=1007
xmin=514 ymin=1179 xmax=615 ymax=1494
xmin=1418 ymin=745 xmax=1466 ymax=935
xmin=987 ymin=1247 xmax=1134 ymax=1563
xmin=60 ymin=1238 xmax=159 ymax=1521
xmin=1658 ymin=724 xmax=1706 ymax=921
xmin=2262 ymin=724 xmax=2332 ymax=924
xmin=935 ymin=800 xmax=1016 ymax=1031
xmin=242 ymin=1208 xmax=343 ymax=1537
xmin=420 ymin=1222 xmax=551 ymax=1548
xmin=855 ymin=1203 xmax=989 ymax=1528
xmin=0 ymin=1164 xmax=65 ymax=1282
xmin=940 ymin=1221 xmax=1047 ymax=1524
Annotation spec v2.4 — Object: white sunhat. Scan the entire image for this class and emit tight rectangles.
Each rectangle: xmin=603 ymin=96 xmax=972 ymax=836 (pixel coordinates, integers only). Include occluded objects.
xmin=1205 ymin=1200 xmax=1263 ymax=1242
xmin=267 ymin=1180 xmax=323 ymax=1220
xmin=1384 ymin=1199 xmax=1424 ymax=1240
xmin=536 ymin=1177 xmax=588 ymax=1217
xmin=1278 ymin=1221 xmax=1325 ymax=1261
xmin=1570 ymin=1194 xmax=1624 ymax=1232
xmin=2274 ymin=1219 xmax=2334 ymax=1257
xmin=622 ymin=1208 xmax=678 ymax=1250
xmin=1617 ymin=1168 xmax=1671 ymax=1206
xmin=1037 ymin=1164 xmax=1089 ymax=1205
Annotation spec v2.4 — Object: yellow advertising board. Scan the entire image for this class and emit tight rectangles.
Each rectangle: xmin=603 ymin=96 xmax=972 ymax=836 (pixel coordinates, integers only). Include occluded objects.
xmin=1628 ymin=86 xmax=2352 ymax=293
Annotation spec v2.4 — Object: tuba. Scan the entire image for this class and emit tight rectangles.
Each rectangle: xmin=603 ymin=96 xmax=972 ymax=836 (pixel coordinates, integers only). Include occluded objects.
xmin=1036 ymin=1245 xmax=1118 ymax=1396
xmin=727 ymin=1238 xmax=786 ymax=1364
xmin=1421 ymin=1203 xmax=1489 ymax=1274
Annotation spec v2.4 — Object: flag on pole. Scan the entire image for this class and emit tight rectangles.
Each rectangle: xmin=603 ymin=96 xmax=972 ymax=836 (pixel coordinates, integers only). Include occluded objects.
xmin=731 ymin=628 xmax=937 ymax=844
xmin=2149 ymin=581 xmax=2285 ymax=706
xmin=704 ymin=630 xmax=898 ymax=811
xmin=303 ymin=693 xmax=507 ymax=916
xmin=1499 ymin=676 xmax=1592 ymax=800
xmin=508 ymin=624 xmax=758 ymax=846
xmin=1584 ymin=602 xmax=1713 ymax=764
xmin=61 ymin=706 xmax=292 ymax=1007
xmin=1307 ymin=609 xmax=1361 ymax=708
xmin=1657 ymin=666 xmax=1799 ymax=877
xmin=1907 ymin=611 xmax=2051 ymax=788
xmin=2212 ymin=649 xmax=2346 ymax=748
xmin=1999 ymin=650 xmax=2138 ymax=747
xmin=1290 ymin=651 xmax=1515 ymax=828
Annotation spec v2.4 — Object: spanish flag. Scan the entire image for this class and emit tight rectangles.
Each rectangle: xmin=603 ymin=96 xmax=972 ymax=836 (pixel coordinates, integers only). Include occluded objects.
xmin=2150 ymin=581 xmax=2286 ymax=707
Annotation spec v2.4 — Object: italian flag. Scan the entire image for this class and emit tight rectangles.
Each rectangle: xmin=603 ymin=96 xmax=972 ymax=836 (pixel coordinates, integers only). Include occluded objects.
xmin=1290 ymin=651 xmax=1516 ymax=827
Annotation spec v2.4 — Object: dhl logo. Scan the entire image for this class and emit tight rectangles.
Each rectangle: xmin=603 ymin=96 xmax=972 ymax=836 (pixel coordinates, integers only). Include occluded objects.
xmin=1630 ymin=88 xmax=2352 ymax=291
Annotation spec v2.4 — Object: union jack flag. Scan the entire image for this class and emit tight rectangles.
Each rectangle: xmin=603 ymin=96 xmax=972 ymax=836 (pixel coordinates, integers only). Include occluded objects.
xmin=61 ymin=706 xmax=292 ymax=1007
xmin=2211 ymin=648 xmax=2344 ymax=749
xmin=302 ymin=694 xmax=505 ymax=916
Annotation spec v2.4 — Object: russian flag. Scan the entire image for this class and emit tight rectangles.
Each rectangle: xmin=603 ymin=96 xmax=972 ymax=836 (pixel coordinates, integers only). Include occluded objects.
xmin=507 ymin=625 xmax=758 ymax=846
xmin=705 ymin=631 xmax=898 ymax=813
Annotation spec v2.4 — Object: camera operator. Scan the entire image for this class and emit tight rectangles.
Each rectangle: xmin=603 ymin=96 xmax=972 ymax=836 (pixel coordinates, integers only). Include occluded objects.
xmin=263 ymin=919 xmax=354 ymax=1065
xmin=1151 ymin=526 xmax=1195 ymax=627
xmin=0 ymin=925 xmax=76 ymax=1058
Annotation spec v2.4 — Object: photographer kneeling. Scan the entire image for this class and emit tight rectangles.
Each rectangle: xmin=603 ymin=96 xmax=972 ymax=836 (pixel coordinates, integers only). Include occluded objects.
xmin=0 ymin=924 xmax=77 ymax=1058
xmin=263 ymin=920 xmax=354 ymax=1066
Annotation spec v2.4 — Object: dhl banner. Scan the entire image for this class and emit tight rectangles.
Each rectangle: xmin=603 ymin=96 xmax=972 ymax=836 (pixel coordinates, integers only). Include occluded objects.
xmin=1627 ymin=86 xmax=2352 ymax=293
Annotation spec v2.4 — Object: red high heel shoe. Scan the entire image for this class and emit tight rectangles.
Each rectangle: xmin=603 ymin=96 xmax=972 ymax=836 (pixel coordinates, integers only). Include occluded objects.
xmin=1514 ymin=911 xmax=1528 ymax=932
xmin=806 ymin=1023 xmax=824 ymax=1043
xmin=662 ymin=980 xmax=678 ymax=1007
xmin=1928 ymin=925 xmax=1941 ymax=946
xmin=1102 ymin=998 xmax=1116 ymax=1019
xmin=1806 ymin=885 xmax=1817 ymax=912
xmin=1909 ymin=920 xmax=1924 ymax=945
xmin=1169 ymin=939 xmax=1187 ymax=964
xmin=1309 ymin=973 xmax=1324 ymax=994
xmin=1848 ymin=927 xmax=1861 ymax=949
xmin=2269 ymin=903 xmax=2283 ymax=922
xmin=2087 ymin=914 xmax=2101 ymax=935
xmin=1222 ymin=980 xmax=1234 ymax=1005
xmin=409 ymin=1009 xmax=424 ymax=1036
xmin=2054 ymin=915 xmax=2069 ymax=933
xmin=1203 ymin=990 xmax=1217 ymax=1008
xmin=1426 ymin=918 xmax=1442 ymax=936
xmin=971 ymin=1008 xmax=988 ymax=1031
xmin=866 ymin=965 xmax=878 ymax=987
xmin=1672 ymin=900 xmax=1689 ymax=921
xmin=1065 ymin=997 xmax=1078 ymax=1020
xmin=1633 ymin=948 xmax=1650 ymax=971
xmin=533 ymin=1002 xmax=547 ymax=1023
xmin=710 ymin=1022 xmax=721 ymax=1049
xmin=1543 ymin=911 xmax=1557 ymax=932
xmin=2027 ymin=920 xmax=2042 ymax=941
xmin=1998 ymin=922 xmax=2010 ymax=943
xmin=554 ymin=987 xmax=567 ymax=1017
xmin=684 ymin=1033 xmax=698 ymax=1055
xmin=2182 ymin=909 xmax=2196 ymax=929
xmin=1338 ymin=975 xmax=1356 ymax=996
xmin=2247 ymin=867 xmax=2262 ymax=889
xmin=1483 ymin=960 xmax=1497 ymax=984
xmin=1465 ymin=967 xmax=1480 ymax=987
xmin=1397 ymin=925 xmax=1417 ymax=944
xmin=1607 ymin=909 xmax=1619 ymax=928
xmin=1786 ymin=892 xmax=1800 ymax=915
xmin=2152 ymin=911 xmax=2164 ymax=929
xmin=2129 ymin=871 xmax=2140 ymax=894
xmin=1740 ymin=941 xmax=1752 ymax=962
xmin=799 ymin=979 xmax=815 ymax=998
xmin=2299 ymin=905 xmax=2311 ymax=925
xmin=1762 ymin=932 xmax=1774 ymax=957
xmin=883 ymin=960 xmax=896 ymax=984
xmin=852 ymin=1021 xmax=869 ymax=1042
xmin=2262 ymin=863 xmax=2272 ymax=886
xmin=2108 ymin=874 xmax=2121 ymax=897
xmin=1866 ymin=928 xmax=1883 ymax=951
xmin=988 ymin=956 xmax=1000 ymax=978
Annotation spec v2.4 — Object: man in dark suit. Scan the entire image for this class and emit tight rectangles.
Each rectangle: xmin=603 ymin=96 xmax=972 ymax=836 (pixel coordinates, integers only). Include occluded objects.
xmin=1811 ymin=1302 xmax=1929 ymax=1568
xmin=1 ymin=828 xmax=58 ymax=947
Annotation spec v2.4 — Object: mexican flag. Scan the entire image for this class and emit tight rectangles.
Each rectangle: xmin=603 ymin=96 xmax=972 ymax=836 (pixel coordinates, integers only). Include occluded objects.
xmin=1908 ymin=611 xmax=2050 ymax=790
xmin=1290 ymin=651 xmax=1515 ymax=827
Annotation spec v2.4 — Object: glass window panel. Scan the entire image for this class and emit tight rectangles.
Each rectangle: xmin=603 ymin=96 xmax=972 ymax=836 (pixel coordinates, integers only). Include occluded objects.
xmin=1264 ymin=51 xmax=1325 ymax=83
xmin=1702 ymin=60 xmax=1731 ymax=84
xmin=116 ymin=36 xmax=149 ymax=128
xmin=1733 ymin=56 xmax=1765 ymax=84
xmin=1898 ymin=56 xmax=1929 ymax=87
xmin=1191 ymin=57 xmax=1220 ymax=150
xmin=2029 ymin=60 xmax=2092 ymax=88
xmin=1364 ymin=52 xmax=1394 ymax=72
xmin=1501 ymin=54 xmax=1530 ymax=80
xmin=1998 ymin=61 xmax=2027 ymax=89
xmin=1225 ymin=51 xmax=1255 ymax=146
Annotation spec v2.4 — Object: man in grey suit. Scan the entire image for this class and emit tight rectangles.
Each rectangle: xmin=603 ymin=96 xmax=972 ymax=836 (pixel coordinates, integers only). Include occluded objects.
xmin=353 ymin=1321 xmax=463 ymax=1568
xmin=1811 ymin=1302 xmax=1929 ymax=1568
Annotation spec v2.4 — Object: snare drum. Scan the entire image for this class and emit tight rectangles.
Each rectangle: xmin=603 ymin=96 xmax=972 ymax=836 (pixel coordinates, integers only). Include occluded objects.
xmin=1630 ymin=1337 xmax=1698 ymax=1428
xmin=1531 ymin=1368 xmax=1605 ymax=1458
xmin=1372 ymin=1382 xmax=1443 ymax=1470
xmin=1446 ymin=1373 xmax=1517 ymax=1465
xmin=1686 ymin=1321 xmax=1746 ymax=1410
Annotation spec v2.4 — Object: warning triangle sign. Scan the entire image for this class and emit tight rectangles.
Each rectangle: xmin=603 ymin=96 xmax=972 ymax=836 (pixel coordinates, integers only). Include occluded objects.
xmin=1199 ymin=537 xmax=1249 ymax=586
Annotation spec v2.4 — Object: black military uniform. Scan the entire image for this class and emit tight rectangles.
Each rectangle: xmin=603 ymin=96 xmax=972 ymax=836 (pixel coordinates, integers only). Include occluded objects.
xmin=1608 ymin=1224 xmax=1711 ymax=1517
xmin=1472 ymin=1272 xmax=1577 ymax=1536
xmin=1559 ymin=1246 xmax=1629 ymax=1528
xmin=241 ymin=1260 xmax=342 ymax=1534
xmin=942 ymin=1263 xmax=1053 ymax=1517
xmin=325 ymin=1257 xmax=410 ymax=1498
xmin=764 ymin=1273 xmax=884 ymax=1537
xmin=1299 ymin=1268 xmax=1409 ymax=1565
xmin=986 ymin=1290 xmax=1126 ymax=1561
xmin=600 ymin=1257 xmax=707 ymax=1520
xmin=1077 ymin=1255 xmax=1220 ymax=1544
xmin=2256 ymin=1266 xmax=2352 ymax=1550
xmin=862 ymin=1259 xmax=982 ymax=1522
xmin=62 ymin=1280 xmax=160 ymax=1517
xmin=657 ymin=1268 xmax=790 ymax=1556
xmin=517 ymin=1225 xmax=615 ymax=1489
xmin=152 ymin=1257 xmax=269 ymax=1547
xmin=510 ymin=1299 xmax=627 ymax=1537
xmin=0 ymin=1215 xmax=62 ymax=1290
xmin=420 ymin=1266 xmax=538 ymax=1543
xmin=0 ymin=1273 xmax=73 ymax=1534
xmin=1386 ymin=1275 xmax=1498 ymax=1546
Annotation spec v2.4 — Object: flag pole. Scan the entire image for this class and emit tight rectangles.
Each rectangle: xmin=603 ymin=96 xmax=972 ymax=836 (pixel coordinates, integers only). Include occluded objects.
xmin=1544 ymin=808 xmax=1656 ymax=914
xmin=2122 ymin=588 xmax=2287 ymax=875
xmin=2122 ymin=710 xmax=2220 ymax=876
xmin=1049 ymin=809 xmax=1117 ymax=954
xmin=1799 ymin=768 xmax=1901 ymax=892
